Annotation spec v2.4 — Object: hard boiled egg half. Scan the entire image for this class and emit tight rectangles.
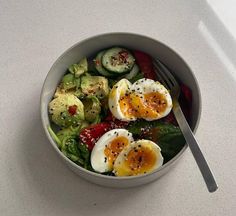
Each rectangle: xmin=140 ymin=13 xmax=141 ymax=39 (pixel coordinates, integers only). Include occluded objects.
xmin=91 ymin=129 xmax=134 ymax=173
xmin=113 ymin=140 xmax=163 ymax=176
xmin=109 ymin=78 xmax=172 ymax=121
xmin=91 ymin=129 xmax=163 ymax=176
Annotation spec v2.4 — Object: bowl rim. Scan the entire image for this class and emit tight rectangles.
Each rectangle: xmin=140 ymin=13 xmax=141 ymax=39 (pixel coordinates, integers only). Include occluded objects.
xmin=40 ymin=32 xmax=202 ymax=181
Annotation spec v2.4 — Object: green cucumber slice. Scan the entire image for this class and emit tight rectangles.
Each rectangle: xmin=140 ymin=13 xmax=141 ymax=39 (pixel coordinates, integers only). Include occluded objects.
xmin=94 ymin=51 xmax=114 ymax=77
xmin=124 ymin=64 xmax=139 ymax=80
xmin=102 ymin=47 xmax=135 ymax=74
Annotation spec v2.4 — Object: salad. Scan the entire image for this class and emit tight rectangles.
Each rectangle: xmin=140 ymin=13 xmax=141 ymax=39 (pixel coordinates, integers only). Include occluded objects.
xmin=48 ymin=47 xmax=192 ymax=177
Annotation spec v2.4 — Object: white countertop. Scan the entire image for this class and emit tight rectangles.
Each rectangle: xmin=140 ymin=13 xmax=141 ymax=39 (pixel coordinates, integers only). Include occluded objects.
xmin=1 ymin=0 xmax=236 ymax=215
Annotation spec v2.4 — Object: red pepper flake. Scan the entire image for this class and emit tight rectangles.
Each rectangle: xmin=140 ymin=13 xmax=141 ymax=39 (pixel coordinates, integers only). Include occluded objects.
xmin=95 ymin=59 xmax=100 ymax=66
xmin=68 ymin=105 xmax=77 ymax=116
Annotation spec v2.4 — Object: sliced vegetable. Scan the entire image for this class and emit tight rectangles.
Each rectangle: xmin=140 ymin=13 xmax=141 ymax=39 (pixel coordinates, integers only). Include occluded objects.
xmin=133 ymin=50 xmax=157 ymax=80
xmin=61 ymin=74 xmax=76 ymax=90
xmin=82 ymin=96 xmax=101 ymax=122
xmin=81 ymin=74 xmax=109 ymax=99
xmin=94 ymin=51 xmax=114 ymax=77
xmin=91 ymin=115 xmax=101 ymax=125
xmin=49 ymin=94 xmax=85 ymax=127
xmin=69 ymin=58 xmax=88 ymax=78
xmin=124 ymin=64 xmax=139 ymax=80
xmin=79 ymin=122 xmax=111 ymax=151
xmin=102 ymin=47 xmax=135 ymax=74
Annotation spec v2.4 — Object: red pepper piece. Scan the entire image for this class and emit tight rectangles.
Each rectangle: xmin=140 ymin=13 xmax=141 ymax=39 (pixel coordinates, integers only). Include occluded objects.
xmin=133 ymin=50 xmax=157 ymax=80
xmin=80 ymin=112 xmax=130 ymax=151
xmin=79 ymin=122 xmax=111 ymax=151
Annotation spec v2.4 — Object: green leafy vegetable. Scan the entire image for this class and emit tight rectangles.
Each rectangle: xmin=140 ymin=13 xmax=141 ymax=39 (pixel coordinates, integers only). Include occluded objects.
xmin=61 ymin=137 xmax=84 ymax=164
xmin=78 ymin=143 xmax=93 ymax=170
xmin=57 ymin=122 xmax=89 ymax=142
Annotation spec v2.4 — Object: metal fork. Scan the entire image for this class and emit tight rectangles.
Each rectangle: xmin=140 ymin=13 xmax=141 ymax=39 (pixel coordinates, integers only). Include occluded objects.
xmin=153 ymin=59 xmax=218 ymax=193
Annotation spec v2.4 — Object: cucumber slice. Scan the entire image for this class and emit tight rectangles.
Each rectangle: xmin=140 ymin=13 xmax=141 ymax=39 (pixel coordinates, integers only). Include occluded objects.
xmin=124 ymin=64 xmax=139 ymax=80
xmin=102 ymin=47 xmax=135 ymax=74
xmin=94 ymin=51 xmax=114 ymax=77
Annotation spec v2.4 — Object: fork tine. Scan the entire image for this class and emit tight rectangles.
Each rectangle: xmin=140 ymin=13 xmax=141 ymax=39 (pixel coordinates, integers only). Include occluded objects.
xmin=153 ymin=61 xmax=173 ymax=88
xmin=155 ymin=59 xmax=179 ymax=87
xmin=153 ymin=66 xmax=169 ymax=89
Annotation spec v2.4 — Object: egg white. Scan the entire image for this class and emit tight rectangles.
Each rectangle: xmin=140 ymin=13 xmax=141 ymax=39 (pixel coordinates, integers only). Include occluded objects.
xmin=130 ymin=78 xmax=173 ymax=121
xmin=113 ymin=139 xmax=163 ymax=177
xmin=108 ymin=79 xmax=135 ymax=121
xmin=90 ymin=129 xmax=134 ymax=173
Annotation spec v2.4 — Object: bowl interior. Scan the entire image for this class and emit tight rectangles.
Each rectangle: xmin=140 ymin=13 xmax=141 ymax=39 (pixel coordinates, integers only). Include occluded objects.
xmin=40 ymin=33 xmax=201 ymax=185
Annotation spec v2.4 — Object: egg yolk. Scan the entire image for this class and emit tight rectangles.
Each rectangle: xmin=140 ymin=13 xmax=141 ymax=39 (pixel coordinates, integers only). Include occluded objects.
xmin=115 ymin=145 xmax=159 ymax=176
xmin=119 ymin=92 xmax=168 ymax=119
xmin=104 ymin=136 xmax=129 ymax=167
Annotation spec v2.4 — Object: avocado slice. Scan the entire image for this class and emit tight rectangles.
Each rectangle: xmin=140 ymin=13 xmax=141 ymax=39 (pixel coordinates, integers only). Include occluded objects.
xmin=69 ymin=58 xmax=88 ymax=78
xmin=80 ymin=74 xmax=109 ymax=99
xmin=82 ymin=96 xmax=101 ymax=122
xmin=49 ymin=94 xmax=85 ymax=127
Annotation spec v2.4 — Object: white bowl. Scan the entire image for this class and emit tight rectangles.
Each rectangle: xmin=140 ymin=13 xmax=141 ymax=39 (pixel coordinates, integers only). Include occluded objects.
xmin=40 ymin=32 xmax=201 ymax=188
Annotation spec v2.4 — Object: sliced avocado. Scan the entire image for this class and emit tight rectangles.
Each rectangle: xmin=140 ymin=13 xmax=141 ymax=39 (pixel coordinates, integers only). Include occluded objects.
xmin=82 ymin=96 xmax=101 ymax=122
xmin=61 ymin=74 xmax=76 ymax=90
xmin=69 ymin=58 xmax=88 ymax=78
xmin=49 ymin=94 xmax=85 ymax=127
xmin=80 ymin=74 xmax=109 ymax=99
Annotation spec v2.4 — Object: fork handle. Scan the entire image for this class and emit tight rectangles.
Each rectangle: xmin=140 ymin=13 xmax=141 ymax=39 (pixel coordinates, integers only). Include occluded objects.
xmin=173 ymin=101 xmax=218 ymax=192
